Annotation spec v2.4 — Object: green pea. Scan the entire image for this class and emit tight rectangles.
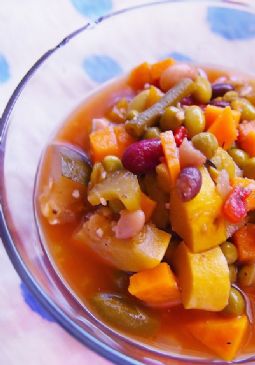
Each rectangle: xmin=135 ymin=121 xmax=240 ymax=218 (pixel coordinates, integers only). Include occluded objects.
xmin=243 ymin=157 xmax=255 ymax=179
xmin=191 ymin=132 xmax=218 ymax=159
xmin=184 ymin=106 xmax=205 ymax=138
xmin=126 ymin=109 xmax=139 ymax=120
xmin=223 ymin=287 xmax=246 ymax=316
xmin=223 ymin=91 xmax=239 ymax=102
xmin=228 ymin=148 xmax=249 ymax=169
xmin=229 ymin=265 xmax=238 ymax=284
xmin=231 ymin=98 xmax=255 ymax=120
xmin=102 ymin=156 xmax=123 ymax=173
xmin=144 ymin=127 xmax=161 ymax=139
xmin=90 ymin=162 xmax=106 ymax=187
xmin=193 ymin=76 xmax=212 ymax=104
xmin=220 ymin=241 xmax=238 ymax=264
xmin=238 ymin=264 xmax=255 ymax=287
xmin=159 ymin=106 xmax=183 ymax=131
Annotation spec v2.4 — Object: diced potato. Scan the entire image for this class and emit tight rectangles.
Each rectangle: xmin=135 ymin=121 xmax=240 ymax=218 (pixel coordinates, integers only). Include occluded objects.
xmin=39 ymin=176 xmax=86 ymax=225
xmin=170 ymin=166 xmax=226 ymax=253
xmin=76 ymin=212 xmax=170 ymax=272
xmin=187 ymin=315 xmax=248 ymax=361
xmin=88 ymin=170 xmax=141 ymax=211
xmin=173 ymin=242 xmax=230 ymax=311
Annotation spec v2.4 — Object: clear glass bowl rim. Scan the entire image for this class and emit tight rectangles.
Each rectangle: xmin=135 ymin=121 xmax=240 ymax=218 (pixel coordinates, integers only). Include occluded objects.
xmin=1 ymin=1 xmax=255 ymax=364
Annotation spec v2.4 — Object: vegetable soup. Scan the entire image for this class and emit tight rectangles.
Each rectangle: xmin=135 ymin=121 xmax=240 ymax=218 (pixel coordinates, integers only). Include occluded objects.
xmin=36 ymin=59 xmax=255 ymax=361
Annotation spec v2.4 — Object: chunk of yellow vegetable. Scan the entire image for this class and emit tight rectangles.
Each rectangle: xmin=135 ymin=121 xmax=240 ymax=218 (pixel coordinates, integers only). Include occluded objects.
xmin=170 ymin=166 xmax=226 ymax=253
xmin=173 ymin=242 xmax=230 ymax=311
xmin=75 ymin=212 xmax=170 ymax=272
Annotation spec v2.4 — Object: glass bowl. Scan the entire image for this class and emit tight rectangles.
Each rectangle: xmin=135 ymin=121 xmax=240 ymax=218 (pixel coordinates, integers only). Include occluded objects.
xmin=1 ymin=1 xmax=255 ymax=364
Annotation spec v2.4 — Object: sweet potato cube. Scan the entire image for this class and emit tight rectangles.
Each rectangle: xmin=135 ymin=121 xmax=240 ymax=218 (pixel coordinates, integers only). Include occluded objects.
xmin=173 ymin=242 xmax=230 ymax=311
xmin=128 ymin=262 xmax=181 ymax=307
xmin=187 ymin=315 xmax=248 ymax=361
xmin=90 ymin=126 xmax=118 ymax=162
xmin=239 ymin=121 xmax=255 ymax=157
xmin=233 ymin=224 xmax=255 ymax=263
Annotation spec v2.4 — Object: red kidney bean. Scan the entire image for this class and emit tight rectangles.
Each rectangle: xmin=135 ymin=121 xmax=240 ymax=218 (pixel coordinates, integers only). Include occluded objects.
xmin=180 ymin=96 xmax=194 ymax=106
xmin=122 ymin=138 xmax=163 ymax=174
xmin=174 ymin=126 xmax=188 ymax=147
xmin=212 ymin=83 xmax=234 ymax=98
xmin=176 ymin=167 xmax=202 ymax=202
xmin=209 ymin=99 xmax=230 ymax=108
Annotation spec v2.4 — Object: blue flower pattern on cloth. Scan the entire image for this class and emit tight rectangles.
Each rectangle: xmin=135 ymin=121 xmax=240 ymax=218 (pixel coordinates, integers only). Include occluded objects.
xmin=83 ymin=54 xmax=122 ymax=83
xmin=207 ymin=7 xmax=255 ymax=40
xmin=70 ymin=0 xmax=112 ymax=19
xmin=0 ymin=54 xmax=10 ymax=83
xmin=20 ymin=282 xmax=55 ymax=322
xmin=167 ymin=52 xmax=192 ymax=62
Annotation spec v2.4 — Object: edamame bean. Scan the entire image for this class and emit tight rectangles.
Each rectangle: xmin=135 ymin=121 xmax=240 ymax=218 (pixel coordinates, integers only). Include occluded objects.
xmin=184 ymin=106 xmax=205 ymax=138
xmin=232 ymin=98 xmax=255 ymax=120
xmin=228 ymin=148 xmax=249 ymax=169
xmin=223 ymin=287 xmax=246 ymax=316
xmin=191 ymin=132 xmax=218 ymax=159
xmin=220 ymin=241 xmax=238 ymax=264
xmin=159 ymin=106 xmax=183 ymax=131
xmin=102 ymin=156 xmax=123 ymax=173
xmin=193 ymin=76 xmax=212 ymax=104
xmin=223 ymin=91 xmax=239 ymax=102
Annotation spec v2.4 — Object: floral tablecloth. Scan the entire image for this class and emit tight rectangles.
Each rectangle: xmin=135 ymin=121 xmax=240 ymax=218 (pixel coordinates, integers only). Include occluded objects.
xmin=1 ymin=1 xmax=255 ymax=364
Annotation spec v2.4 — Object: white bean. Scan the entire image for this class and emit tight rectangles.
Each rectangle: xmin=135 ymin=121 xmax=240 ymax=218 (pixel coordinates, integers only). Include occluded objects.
xmin=115 ymin=209 xmax=145 ymax=239
xmin=160 ymin=63 xmax=198 ymax=91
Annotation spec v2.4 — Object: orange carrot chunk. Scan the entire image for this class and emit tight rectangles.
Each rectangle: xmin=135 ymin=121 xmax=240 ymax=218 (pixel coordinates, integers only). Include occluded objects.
xmin=233 ymin=224 xmax=255 ymax=263
xmin=140 ymin=192 xmax=157 ymax=222
xmin=208 ymin=106 xmax=238 ymax=150
xmin=205 ymin=105 xmax=240 ymax=130
xmin=90 ymin=125 xmax=135 ymax=163
xmin=205 ymin=105 xmax=224 ymax=129
xmin=187 ymin=315 xmax=248 ymax=361
xmin=160 ymin=131 xmax=180 ymax=187
xmin=128 ymin=62 xmax=152 ymax=90
xmin=90 ymin=126 xmax=118 ymax=162
xmin=114 ymin=125 xmax=135 ymax=158
xmin=239 ymin=121 xmax=255 ymax=157
xmin=150 ymin=58 xmax=175 ymax=84
xmin=128 ymin=262 xmax=181 ymax=307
